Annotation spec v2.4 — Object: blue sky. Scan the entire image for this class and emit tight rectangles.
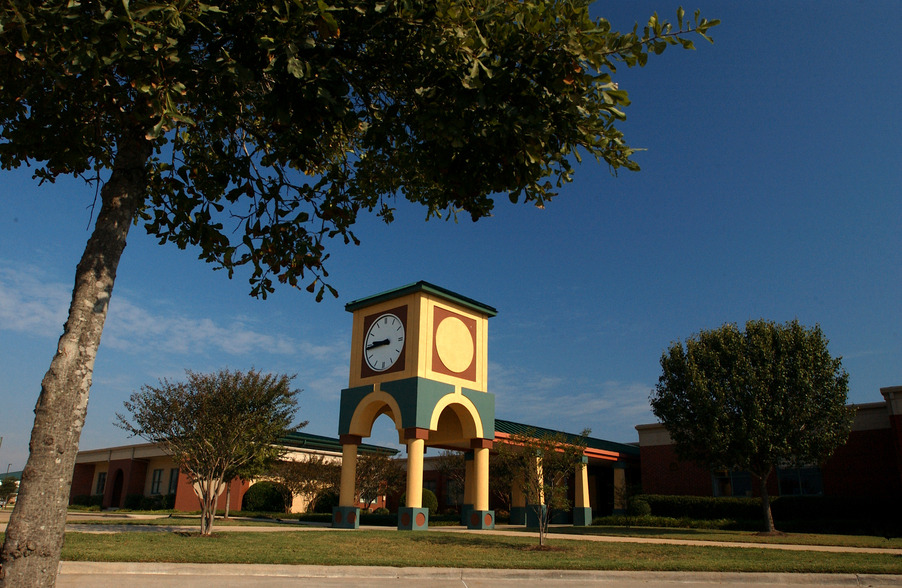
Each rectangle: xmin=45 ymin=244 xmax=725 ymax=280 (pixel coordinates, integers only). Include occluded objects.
xmin=1 ymin=2 xmax=900 ymax=471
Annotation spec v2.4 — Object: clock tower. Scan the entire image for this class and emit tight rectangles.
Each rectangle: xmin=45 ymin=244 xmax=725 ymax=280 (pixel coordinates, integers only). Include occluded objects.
xmin=334 ymin=282 xmax=496 ymax=531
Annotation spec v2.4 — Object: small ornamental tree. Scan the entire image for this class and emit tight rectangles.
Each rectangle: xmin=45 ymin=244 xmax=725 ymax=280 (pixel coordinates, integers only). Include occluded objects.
xmin=0 ymin=0 xmax=716 ymax=582
xmin=496 ymin=429 xmax=589 ymax=547
xmin=116 ymin=369 xmax=304 ymax=535
xmin=650 ymin=319 xmax=853 ymax=533
xmin=271 ymin=453 xmax=341 ymax=512
xmin=355 ymin=454 xmax=405 ymax=511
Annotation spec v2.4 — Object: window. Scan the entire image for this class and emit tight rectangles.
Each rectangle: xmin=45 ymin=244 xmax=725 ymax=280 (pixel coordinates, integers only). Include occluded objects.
xmin=777 ymin=466 xmax=823 ymax=496
xmin=95 ymin=472 xmax=106 ymax=495
xmin=167 ymin=468 xmax=180 ymax=495
xmin=712 ymin=470 xmax=752 ymax=497
xmin=150 ymin=469 xmax=164 ymax=495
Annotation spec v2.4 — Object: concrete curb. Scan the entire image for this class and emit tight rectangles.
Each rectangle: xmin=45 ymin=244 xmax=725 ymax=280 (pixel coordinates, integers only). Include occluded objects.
xmin=57 ymin=563 xmax=902 ymax=585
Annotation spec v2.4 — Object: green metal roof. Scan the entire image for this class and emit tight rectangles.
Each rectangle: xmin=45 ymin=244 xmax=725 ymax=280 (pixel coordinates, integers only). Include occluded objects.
xmin=279 ymin=431 xmax=398 ymax=456
xmin=494 ymin=419 xmax=640 ymax=458
xmin=345 ymin=281 xmax=497 ymax=317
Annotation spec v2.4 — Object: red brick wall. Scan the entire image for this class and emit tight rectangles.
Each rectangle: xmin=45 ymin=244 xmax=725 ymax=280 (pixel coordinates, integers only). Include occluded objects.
xmin=103 ymin=458 xmax=149 ymax=508
xmin=70 ymin=463 xmax=95 ymax=499
xmin=823 ymin=428 xmax=902 ymax=499
xmin=639 ymin=445 xmax=712 ymax=495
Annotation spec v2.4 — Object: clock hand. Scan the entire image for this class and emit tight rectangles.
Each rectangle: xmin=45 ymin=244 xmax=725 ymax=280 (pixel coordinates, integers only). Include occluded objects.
xmin=366 ymin=339 xmax=391 ymax=350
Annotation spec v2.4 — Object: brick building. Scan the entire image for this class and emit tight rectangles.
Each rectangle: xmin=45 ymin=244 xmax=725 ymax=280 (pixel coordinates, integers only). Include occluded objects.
xmin=636 ymin=386 xmax=902 ymax=501
xmin=69 ymin=431 xmax=397 ymax=512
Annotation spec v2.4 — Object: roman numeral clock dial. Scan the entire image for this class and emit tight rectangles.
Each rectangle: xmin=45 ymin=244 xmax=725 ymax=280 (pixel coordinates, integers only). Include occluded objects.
xmin=364 ymin=313 xmax=405 ymax=372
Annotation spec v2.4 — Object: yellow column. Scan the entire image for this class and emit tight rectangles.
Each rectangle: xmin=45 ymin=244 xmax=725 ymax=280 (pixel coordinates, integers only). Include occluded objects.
xmin=405 ymin=432 xmax=426 ymax=508
xmin=473 ymin=446 xmax=489 ymax=511
xmin=338 ymin=437 xmax=359 ymax=507
xmin=535 ymin=454 xmax=545 ymax=505
xmin=575 ymin=461 xmax=590 ymax=508
xmin=463 ymin=453 xmax=475 ymax=506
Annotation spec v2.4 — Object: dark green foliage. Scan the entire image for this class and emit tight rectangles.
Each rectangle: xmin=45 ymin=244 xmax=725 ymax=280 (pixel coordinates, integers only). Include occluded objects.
xmin=123 ymin=494 xmax=143 ymax=510
xmin=311 ymin=490 xmax=339 ymax=514
xmin=627 ymin=496 xmax=652 ymax=517
xmin=639 ymin=494 xmax=762 ymax=521
xmin=135 ymin=494 xmax=177 ymax=511
xmin=69 ymin=495 xmax=103 ymax=508
xmin=400 ymin=488 xmax=439 ymax=515
xmin=422 ymin=488 xmax=439 ymax=516
xmin=242 ymin=481 xmax=292 ymax=513
xmin=0 ymin=477 xmax=17 ymax=503
xmin=595 ymin=494 xmax=902 ymax=537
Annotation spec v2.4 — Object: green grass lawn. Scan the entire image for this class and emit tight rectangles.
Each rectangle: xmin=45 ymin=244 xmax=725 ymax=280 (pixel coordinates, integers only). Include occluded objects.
xmin=37 ymin=529 xmax=902 ymax=574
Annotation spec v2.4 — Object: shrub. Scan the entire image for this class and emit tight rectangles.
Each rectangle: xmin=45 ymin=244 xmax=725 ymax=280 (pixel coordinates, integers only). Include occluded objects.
xmin=241 ymin=481 xmax=292 ymax=513
xmin=373 ymin=507 xmax=390 ymax=515
xmin=640 ymin=494 xmax=760 ymax=521
xmin=627 ymin=496 xmax=652 ymax=517
xmin=123 ymin=493 xmax=143 ymax=510
xmin=310 ymin=490 xmax=339 ymax=514
xmin=399 ymin=488 xmax=438 ymax=515
xmin=70 ymin=494 xmax=103 ymax=508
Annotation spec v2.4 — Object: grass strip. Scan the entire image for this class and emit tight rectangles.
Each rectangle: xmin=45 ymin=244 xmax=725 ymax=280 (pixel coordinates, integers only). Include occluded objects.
xmin=52 ymin=530 xmax=902 ymax=574
xmin=556 ymin=526 xmax=902 ymax=549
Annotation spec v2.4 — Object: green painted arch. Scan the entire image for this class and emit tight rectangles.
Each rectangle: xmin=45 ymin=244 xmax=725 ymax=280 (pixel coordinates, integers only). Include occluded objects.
xmin=346 ymin=390 xmax=405 ymax=440
xmin=429 ymin=394 xmax=483 ymax=439
xmin=339 ymin=378 xmax=495 ymax=443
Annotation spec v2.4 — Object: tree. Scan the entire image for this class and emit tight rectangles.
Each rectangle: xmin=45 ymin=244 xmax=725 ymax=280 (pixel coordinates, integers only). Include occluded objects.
xmin=435 ymin=450 xmax=467 ymax=512
xmin=0 ymin=477 xmax=17 ymax=505
xmin=496 ymin=429 xmax=589 ymax=547
xmin=0 ymin=1 xmax=717 ymax=583
xmin=271 ymin=453 xmax=341 ymax=512
xmin=355 ymin=453 xmax=405 ymax=511
xmin=115 ymin=369 xmax=303 ymax=536
xmin=650 ymin=319 xmax=853 ymax=533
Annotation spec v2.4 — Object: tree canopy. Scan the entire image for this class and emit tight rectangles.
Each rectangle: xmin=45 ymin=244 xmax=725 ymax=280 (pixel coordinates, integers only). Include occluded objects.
xmin=650 ymin=319 xmax=852 ymax=532
xmin=1 ymin=0 xmax=717 ymax=298
xmin=116 ymin=368 xmax=304 ymax=535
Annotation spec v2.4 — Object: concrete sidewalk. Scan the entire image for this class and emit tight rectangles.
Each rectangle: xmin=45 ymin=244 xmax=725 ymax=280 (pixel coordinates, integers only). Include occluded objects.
xmin=55 ymin=562 xmax=902 ymax=587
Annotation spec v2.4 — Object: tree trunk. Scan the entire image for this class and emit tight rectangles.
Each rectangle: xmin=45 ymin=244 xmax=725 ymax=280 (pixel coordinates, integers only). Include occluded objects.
xmin=224 ymin=482 xmax=231 ymax=520
xmin=196 ymin=477 xmax=222 ymax=536
xmin=758 ymin=468 xmax=776 ymax=533
xmin=0 ymin=133 xmax=151 ymax=588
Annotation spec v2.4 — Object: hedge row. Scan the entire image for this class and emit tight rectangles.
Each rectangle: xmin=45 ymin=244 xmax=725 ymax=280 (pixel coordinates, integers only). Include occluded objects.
xmin=629 ymin=494 xmax=902 ymax=535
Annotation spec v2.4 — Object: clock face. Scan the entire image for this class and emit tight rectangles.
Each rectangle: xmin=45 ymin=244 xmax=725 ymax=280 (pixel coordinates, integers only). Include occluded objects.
xmin=364 ymin=313 xmax=406 ymax=372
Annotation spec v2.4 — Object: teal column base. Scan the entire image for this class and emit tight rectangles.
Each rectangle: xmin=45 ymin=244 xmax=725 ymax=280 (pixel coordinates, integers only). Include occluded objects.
xmin=572 ymin=507 xmax=592 ymax=526
xmin=525 ymin=504 xmax=547 ymax=528
xmin=466 ymin=509 xmax=495 ymax=530
xmin=509 ymin=506 xmax=527 ymax=525
xmin=332 ymin=506 xmax=360 ymax=529
xmin=398 ymin=507 xmax=429 ymax=531
xmin=460 ymin=504 xmax=473 ymax=525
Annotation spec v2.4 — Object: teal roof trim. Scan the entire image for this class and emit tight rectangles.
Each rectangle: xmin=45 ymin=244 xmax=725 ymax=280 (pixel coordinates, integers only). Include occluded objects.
xmin=494 ymin=419 xmax=640 ymax=457
xmin=345 ymin=281 xmax=497 ymax=317
xmin=279 ymin=431 xmax=398 ymax=456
